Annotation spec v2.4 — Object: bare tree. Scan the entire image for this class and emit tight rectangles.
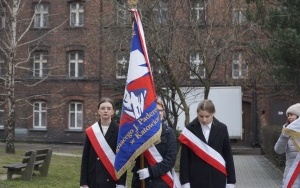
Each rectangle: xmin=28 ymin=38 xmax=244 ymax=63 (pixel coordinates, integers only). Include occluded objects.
xmin=137 ymin=0 xmax=255 ymax=130
xmin=100 ymin=0 xmax=260 ymax=134
xmin=0 ymin=0 xmax=67 ymax=153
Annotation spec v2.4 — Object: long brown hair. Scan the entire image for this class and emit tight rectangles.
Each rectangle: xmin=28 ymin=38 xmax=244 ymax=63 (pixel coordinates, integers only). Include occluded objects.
xmin=97 ymin=97 xmax=115 ymax=110
xmin=197 ymin=99 xmax=215 ymax=114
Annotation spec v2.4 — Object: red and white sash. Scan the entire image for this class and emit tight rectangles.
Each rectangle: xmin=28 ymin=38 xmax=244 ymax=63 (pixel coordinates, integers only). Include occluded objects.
xmin=178 ymin=128 xmax=228 ymax=176
xmin=144 ymin=146 xmax=181 ymax=188
xmin=86 ymin=122 xmax=117 ymax=181
xmin=282 ymin=118 xmax=300 ymax=187
xmin=284 ymin=153 xmax=300 ymax=188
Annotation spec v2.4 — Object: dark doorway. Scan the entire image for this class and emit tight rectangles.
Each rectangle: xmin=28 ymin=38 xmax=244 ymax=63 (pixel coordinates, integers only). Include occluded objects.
xmin=242 ymin=101 xmax=252 ymax=146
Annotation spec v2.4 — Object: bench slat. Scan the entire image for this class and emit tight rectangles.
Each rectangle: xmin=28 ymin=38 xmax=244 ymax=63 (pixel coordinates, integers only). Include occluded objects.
xmin=36 ymin=149 xmax=50 ymax=155
xmin=24 ymin=151 xmax=35 ymax=157
xmin=3 ymin=163 xmax=27 ymax=169
xmin=22 ymin=156 xmax=31 ymax=163
xmin=34 ymin=161 xmax=43 ymax=166
xmin=35 ymin=154 xmax=47 ymax=161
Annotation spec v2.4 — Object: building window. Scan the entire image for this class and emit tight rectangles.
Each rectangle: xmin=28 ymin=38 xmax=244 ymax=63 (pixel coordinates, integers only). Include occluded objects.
xmin=232 ymin=9 xmax=246 ymax=25
xmin=153 ymin=0 xmax=168 ymax=25
xmin=34 ymin=3 xmax=49 ymax=28
xmin=0 ymin=103 xmax=3 ymax=128
xmin=190 ymin=0 xmax=205 ymax=24
xmin=0 ymin=57 xmax=4 ymax=76
xmin=70 ymin=2 xmax=84 ymax=27
xmin=69 ymin=51 xmax=83 ymax=78
xmin=232 ymin=52 xmax=248 ymax=79
xmin=33 ymin=102 xmax=47 ymax=129
xmin=33 ymin=52 xmax=47 ymax=78
xmin=69 ymin=102 xmax=83 ymax=129
xmin=153 ymin=58 xmax=165 ymax=74
xmin=116 ymin=54 xmax=129 ymax=79
xmin=190 ymin=52 xmax=205 ymax=79
xmin=116 ymin=0 xmax=130 ymax=25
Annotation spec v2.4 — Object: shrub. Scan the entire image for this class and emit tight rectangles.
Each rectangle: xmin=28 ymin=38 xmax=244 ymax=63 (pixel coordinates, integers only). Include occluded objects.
xmin=261 ymin=125 xmax=285 ymax=168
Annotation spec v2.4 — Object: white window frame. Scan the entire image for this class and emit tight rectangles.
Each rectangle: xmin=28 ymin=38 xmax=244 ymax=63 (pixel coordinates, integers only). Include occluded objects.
xmin=33 ymin=102 xmax=47 ymax=129
xmin=232 ymin=9 xmax=246 ymax=25
xmin=69 ymin=51 xmax=83 ymax=78
xmin=190 ymin=52 xmax=205 ymax=79
xmin=33 ymin=52 xmax=47 ymax=77
xmin=190 ymin=1 xmax=205 ymax=23
xmin=153 ymin=0 xmax=168 ymax=25
xmin=232 ymin=52 xmax=248 ymax=79
xmin=155 ymin=59 xmax=165 ymax=74
xmin=0 ymin=104 xmax=3 ymax=128
xmin=117 ymin=0 xmax=130 ymax=25
xmin=116 ymin=54 xmax=128 ymax=79
xmin=0 ymin=57 xmax=4 ymax=76
xmin=34 ymin=3 xmax=49 ymax=28
xmin=70 ymin=2 xmax=84 ymax=27
xmin=69 ymin=102 xmax=83 ymax=129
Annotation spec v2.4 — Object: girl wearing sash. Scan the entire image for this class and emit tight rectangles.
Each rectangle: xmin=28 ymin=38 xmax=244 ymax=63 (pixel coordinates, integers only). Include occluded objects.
xmin=274 ymin=103 xmax=300 ymax=188
xmin=131 ymin=98 xmax=178 ymax=188
xmin=80 ymin=98 xmax=126 ymax=188
xmin=179 ymin=99 xmax=236 ymax=188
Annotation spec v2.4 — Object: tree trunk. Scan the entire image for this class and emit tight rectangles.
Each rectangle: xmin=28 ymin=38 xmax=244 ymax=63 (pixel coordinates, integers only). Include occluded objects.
xmin=6 ymin=55 xmax=16 ymax=154
xmin=6 ymin=59 xmax=16 ymax=154
xmin=5 ymin=0 xmax=18 ymax=154
xmin=6 ymin=110 xmax=15 ymax=154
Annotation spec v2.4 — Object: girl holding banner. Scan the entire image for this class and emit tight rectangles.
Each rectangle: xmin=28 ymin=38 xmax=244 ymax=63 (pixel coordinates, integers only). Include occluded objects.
xmin=80 ymin=98 xmax=126 ymax=188
xmin=131 ymin=98 xmax=179 ymax=188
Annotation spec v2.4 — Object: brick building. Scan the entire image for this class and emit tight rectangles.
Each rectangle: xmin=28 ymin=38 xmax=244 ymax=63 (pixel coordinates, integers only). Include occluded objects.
xmin=0 ymin=0 xmax=104 ymax=143
xmin=0 ymin=0 xmax=297 ymax=145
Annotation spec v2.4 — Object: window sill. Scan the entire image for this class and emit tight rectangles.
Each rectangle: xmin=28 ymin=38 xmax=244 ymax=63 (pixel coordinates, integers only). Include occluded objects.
xmin=28 ymin=77 xmax=47 ymax=79
xmin=29 ymin=128 xmax=47 ymax=132
xmin=65 ymin=26 xmax=86 ymax=30
xmin=64 ymin=129 xmax=83 ymax=133
xmin=232 ymin=77 xmax=247 ymax=79
xmin=31 ymin=28 xmax=50 ymax=30
xmin=116 ymin=77 xmax=127 ymax=79
xmin=66 ymin=76 xmax=87 ymax=80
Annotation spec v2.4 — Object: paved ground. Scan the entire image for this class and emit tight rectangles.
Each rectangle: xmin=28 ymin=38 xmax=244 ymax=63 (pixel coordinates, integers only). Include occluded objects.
xmin=234 ymin=155 xmax=282 ymax=188
xmin=0 ymin=142 xmax=284 ymax=187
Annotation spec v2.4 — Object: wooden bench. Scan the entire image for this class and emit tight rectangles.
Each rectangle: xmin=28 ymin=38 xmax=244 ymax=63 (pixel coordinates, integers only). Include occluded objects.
xmin=3 ymin=148 xmax=53 ymax=181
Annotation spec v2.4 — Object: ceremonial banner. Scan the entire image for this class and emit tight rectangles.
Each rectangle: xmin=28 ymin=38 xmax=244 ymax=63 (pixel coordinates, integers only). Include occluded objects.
xmin=114 ymin=9 xmax=162 ymax=179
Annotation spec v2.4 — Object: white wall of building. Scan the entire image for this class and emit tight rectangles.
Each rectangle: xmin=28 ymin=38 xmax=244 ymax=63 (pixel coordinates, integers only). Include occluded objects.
xmin=176 ymin=86 xmax=242 ymax=139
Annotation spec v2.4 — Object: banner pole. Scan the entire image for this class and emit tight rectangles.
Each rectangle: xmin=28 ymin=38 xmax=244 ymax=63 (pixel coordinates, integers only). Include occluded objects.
xmin=140 ymin=153 xmax=146 ymax=188
xmin=128 ymin=2 xmax=145 ymax=188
